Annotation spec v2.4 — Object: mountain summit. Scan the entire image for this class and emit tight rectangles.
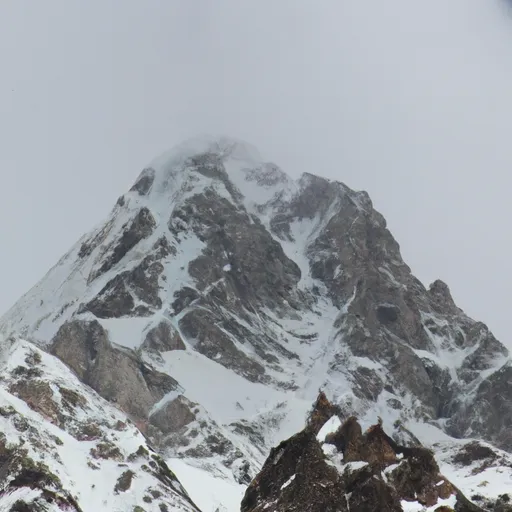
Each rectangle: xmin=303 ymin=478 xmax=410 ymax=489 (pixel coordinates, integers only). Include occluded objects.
xmin=1 ymin=136 xmax=511 ymax=510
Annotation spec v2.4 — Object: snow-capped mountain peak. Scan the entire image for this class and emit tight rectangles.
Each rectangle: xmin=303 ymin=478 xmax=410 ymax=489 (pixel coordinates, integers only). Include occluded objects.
xmin=1 ymin=136 xmax=511 ymax=509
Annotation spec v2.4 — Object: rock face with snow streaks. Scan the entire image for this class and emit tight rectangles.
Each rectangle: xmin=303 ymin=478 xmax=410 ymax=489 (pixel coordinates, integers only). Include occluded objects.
xmin=0 ymin=135 xmax=511 ymax=509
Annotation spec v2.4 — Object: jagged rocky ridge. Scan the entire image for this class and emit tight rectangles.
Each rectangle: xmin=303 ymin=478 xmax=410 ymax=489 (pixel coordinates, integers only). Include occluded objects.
xmin=242 ymin=392 xmax=511 ymax=512
xmin=0 ymin=135 xmax=511 ymax=508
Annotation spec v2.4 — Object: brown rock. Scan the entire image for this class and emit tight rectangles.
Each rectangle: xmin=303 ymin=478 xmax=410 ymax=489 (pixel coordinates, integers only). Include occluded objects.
xmin=241 ymin=429 xmax=346 ymax=512
xmin=326 ymin=416 xmax=364 ymax=462
xmin=86 ymin=254 xmax=164 ymax=319
xmin=142 ymin=320 xmax=185 ymax=353
xmin=361 ymin=423 xmax=399 ymax=467
xmin=130 ymin=168 xmax=156 ymax=196
xmin=51 ymin=319 xmax=179 ymax=421
xmin=428 ymin=279 xmax=461 ymax=315
xmin=179 ymin=308 xmax=266 ymax=383
xmin=92 ymin=207 xmax=156 ymax=280
xmin=9 ymin=380 xmax=60 ymax=425
xmin=388 ymin=447 xmax=452 ymax=507
xmin=178 ymin=185 xmax=302 ymax=315
xmin=452 ymin=441 xmax=498 ymax=467
xmin=306 ymin=391 xmax=343 ymax=435
xmin=149 ymin=396 xmax=196 ymax=435
xmin=114 ymin=470 xmax=135 ymax=493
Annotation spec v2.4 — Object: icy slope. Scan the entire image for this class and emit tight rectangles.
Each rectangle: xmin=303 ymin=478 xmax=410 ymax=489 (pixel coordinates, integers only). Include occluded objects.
xmin=0 ymin=337 xmax=200 ymax=512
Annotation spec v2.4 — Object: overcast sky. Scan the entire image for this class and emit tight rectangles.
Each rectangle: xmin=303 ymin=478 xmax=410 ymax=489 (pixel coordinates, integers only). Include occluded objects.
xmin=1 ymin=1 xmax=512 ymax=346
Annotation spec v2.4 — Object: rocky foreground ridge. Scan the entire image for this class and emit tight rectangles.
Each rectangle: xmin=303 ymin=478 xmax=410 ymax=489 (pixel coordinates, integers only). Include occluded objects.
xmin=243 ymin=392 xmax=512 ymax=512
xmin=0 ymin=136 xmax=511 ymax=509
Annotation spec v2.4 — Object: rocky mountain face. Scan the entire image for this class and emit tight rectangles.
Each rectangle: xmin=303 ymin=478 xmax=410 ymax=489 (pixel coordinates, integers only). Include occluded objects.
xmin=0 ymin=135 xmax=511 ymax=510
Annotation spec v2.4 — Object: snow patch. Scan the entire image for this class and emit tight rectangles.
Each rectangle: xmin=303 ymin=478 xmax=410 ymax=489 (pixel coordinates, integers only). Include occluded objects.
xmin=317 ymin=415 xmax=342 ymax=443
xmin=167 ymin=458 xmax=245 ymax=512
xmin=281 ymin=474 xmax=296 ymax=490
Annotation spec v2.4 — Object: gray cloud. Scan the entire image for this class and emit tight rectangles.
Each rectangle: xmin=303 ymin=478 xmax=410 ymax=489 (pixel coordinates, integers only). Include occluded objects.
xmin=1 ymin=0 xmax=511 ymax=346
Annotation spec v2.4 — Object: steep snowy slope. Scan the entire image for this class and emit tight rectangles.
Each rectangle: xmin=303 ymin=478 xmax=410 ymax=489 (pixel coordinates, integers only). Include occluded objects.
xmin=1 ymin=135 xmax=511 ymax=509
xmin=0 ymin=336 xmax=200 ymax=511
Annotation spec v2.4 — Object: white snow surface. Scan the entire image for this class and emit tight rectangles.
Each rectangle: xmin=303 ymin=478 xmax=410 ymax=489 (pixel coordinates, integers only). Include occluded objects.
xmin=167 ymin=458 xmax=246 ymax=512
xmin=317 ymin=415 xmax=342 ymax=443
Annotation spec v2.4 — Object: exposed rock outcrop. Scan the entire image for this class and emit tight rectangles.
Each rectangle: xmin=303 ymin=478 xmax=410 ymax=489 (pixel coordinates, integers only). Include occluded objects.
xmin=131 ymin=167 xmax=156 ymax=196
xmin=179 ymin=308 xmax=267 ymax=383
xmin=242 ymin=393 xmax=483 ymax=512
xmin=149 ymin=395 xmax=197 ymax=435
xmin=141 ymin=319 xmax=186 ymax=353
xmin=85 ymin=254 xmax=165 ymax=318
xmin=51 ymin=319 xmax=179 ymax=421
